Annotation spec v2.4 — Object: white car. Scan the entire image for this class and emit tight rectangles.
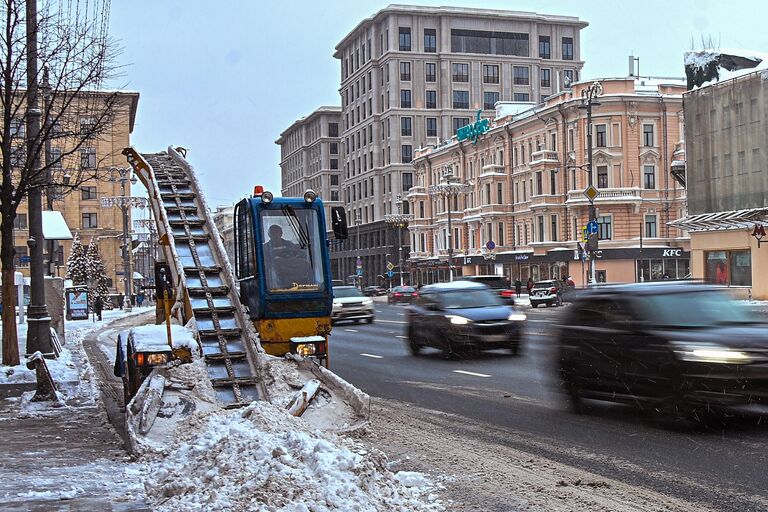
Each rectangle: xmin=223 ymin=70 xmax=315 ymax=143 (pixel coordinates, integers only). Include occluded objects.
xmin=331 ymin=286 xmax=375 ymax=324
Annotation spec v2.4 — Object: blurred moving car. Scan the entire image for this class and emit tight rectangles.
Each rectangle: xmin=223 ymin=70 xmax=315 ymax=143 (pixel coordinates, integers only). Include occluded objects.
xmin=331 ymin=286 xmax=375 ymax=324
xmin=405 ymin=281 xmax=526 ymax=357
xmin=530 ymin=280 xmax=563 ymax=308
xmin=363 ymin=286 xmax=387 ymax=296
xmin=388 ymin=285 xmax=418 ymax=304
xmin=557 ymin=283 xmax=768 ymax=421
xmin=457 ymin=275 xmax=515 ymax=304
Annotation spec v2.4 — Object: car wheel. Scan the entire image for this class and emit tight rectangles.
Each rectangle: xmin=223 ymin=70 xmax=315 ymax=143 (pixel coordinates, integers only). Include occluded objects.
xmin=508 ymin=342 xmax=521 ymax=356
xmin=561 ymin=370 xmax=585 ymax=414
xmin=442 ymin=339 xmax=455 ymax=360
xmin=531 ymin=303 xmax=539 ymax=308
xmin=122 ymin=379 xmax=132 ymax=411
xmin=366 ymin=316 xmax=374 ymax=324
xmin=406 ymin=325 xmax=422 ymax=355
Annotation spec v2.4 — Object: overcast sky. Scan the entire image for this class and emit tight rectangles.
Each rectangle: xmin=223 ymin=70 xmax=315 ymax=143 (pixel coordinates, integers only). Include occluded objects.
xmin=109 ymin=0 xmax=768 ymax=207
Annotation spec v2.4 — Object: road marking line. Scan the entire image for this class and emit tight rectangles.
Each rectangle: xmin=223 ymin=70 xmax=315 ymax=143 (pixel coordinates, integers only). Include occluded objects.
xmin=376 ymin=319 xmax=406 ymax=324
xmin=344 ymin=329 xmax=359 ymax=332
xmin=453 ymin=370 xmax=492 ymax=378
xmin=360 ymin=353 xmax=383 ymax=359
xmin=396 ymin=335 xmax=407 ymax=339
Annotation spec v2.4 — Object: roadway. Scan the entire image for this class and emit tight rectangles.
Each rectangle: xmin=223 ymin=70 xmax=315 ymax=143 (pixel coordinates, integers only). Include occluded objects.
xmin=328 ymin=300 xmax=768 ymax=512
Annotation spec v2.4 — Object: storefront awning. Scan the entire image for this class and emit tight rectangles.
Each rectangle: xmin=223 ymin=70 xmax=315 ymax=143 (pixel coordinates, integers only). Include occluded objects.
xmin=669 ymin=207 xmax=768 ymax=232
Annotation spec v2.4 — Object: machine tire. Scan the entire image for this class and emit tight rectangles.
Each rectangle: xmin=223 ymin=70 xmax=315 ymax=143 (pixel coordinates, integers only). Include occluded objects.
xmin=531 ymin=302 xmax=539 ymax=308
xmin=561 ymin=370 xmax=585 ymax=414
xmin=406 ymin=325 xmax=422 ymax=355
xmin=508 ymin=342 xmax=521 ymax=356
xmin=366 ymin=316 xmax=374 ymax=324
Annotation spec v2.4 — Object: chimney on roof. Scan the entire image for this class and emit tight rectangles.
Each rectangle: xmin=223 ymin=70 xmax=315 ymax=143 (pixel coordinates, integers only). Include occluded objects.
xmin=628 ymin=56 xmax=639 ymax=77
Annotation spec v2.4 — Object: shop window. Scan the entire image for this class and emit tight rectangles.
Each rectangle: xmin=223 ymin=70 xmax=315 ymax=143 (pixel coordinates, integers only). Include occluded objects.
xmin=705 ymin=250 xmax=751 ymax=286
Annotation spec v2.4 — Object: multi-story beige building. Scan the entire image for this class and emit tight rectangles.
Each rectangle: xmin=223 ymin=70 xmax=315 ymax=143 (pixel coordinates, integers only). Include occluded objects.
xmin=11 ymin=91 xmax=140 ymax=295
xmin=410 ymin=77 xmax=689 ymax=286
xmin=331 ymin=4 xmax=588 ymax=285
xmin=276 ymin=106 xmax=342 ymax=221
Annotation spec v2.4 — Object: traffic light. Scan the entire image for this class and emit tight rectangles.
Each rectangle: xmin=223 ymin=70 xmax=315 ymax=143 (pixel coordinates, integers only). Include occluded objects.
xmin=586 ymin=232 xmax=599 ymax=252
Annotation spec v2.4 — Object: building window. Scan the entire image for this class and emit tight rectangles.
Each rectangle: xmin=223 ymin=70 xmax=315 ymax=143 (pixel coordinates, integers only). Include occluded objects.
xmin=10 ymin=146 xmax=25 ymax=167
xmin=535 ymin=172 xmax=543 ymax=195
xmin=513 ymin=93 xmax=529 ymax=102
xmin=540 ymin=68 xmax=551 ymax=88
xmin=10 ymin=117 xmax=25 ymax=138
xmin=400 ymin=61 xmax=411 ymax=81
xmin=400 ymin=89 xmax=411 ymax=108
xmin=513 ymin=66 xmax=529 ymax=85
xmin=426 ymin=117 xmax=437 ymax=137
xmin=14 ymin=246 xmax=29 ymax=267
xmin=562 ymin=37 xmax=574 ymax=60
xmin=82 ymin=213 xmax=98 ymax=229
xmin=597 ymin=165 xmax=608 ymax=188
xmin=402 ymin=172 xmax=413 ymax=191
xmin=483 ymin=64 xmax=499 ymax=83
xmin=539 ymin=36 xmax=551 ymax=59
xmin=550 ymin=215 xmax=558 ymax=241
xmin=452 ymin=117 xmax=470 ymax=134
xmin=706 ymin=250 xmax=751 ymax=286
xmin=401 ymin=117 xmax=412 ymax=136
xmin=483 ymin=91 xmax=499 ymax=110
xmin=425 ymin=62 xmax=436 ymax=82
xmin=49 ymin=147 xmax=63 ymax=169
xmin=644 ymin=214 xmax=657 ymax=238
xmin=401 ymin=145 xmax=413 ymax=163
xmin=330 ymin=190 xmax=340 ymax=201
xmin=330 ymin=174 xmax=339 ymax=186
xmin=596 ymin=124 xmax=607 ymax=147
xmin=563 ymin=69 xmax=574 ymax=86
xmin=453 ymin=90 xmax=469 ymax=109
xmin=329 ymin=123 xmax=339 ymax=137
xmin=80 ymin=117 xmax=96 ymax=135
xmin=452 ymin=63 xmax=469 ymax=82
xmin=81 ymin=186 xmax=97 ymax=200
xmin=399 ymin=27 xmax=411 ymax=51
xmin=13 ymin=213 xmax=27 ymax=229
xmin=450 ymin=29 xmax=529 ymax=57
xmin=330 ymin=158 xmax=339 ymax=170
xmin=330 ymin=142 xmax=338 ymax=155
xmin=643 ymin=123 xmax=654 ymax=146
xmin=537 ymin=216 xmax=545 ymax=242
xmin=424 ymin=28 xmax=436 ymax=52
xmin=643 ymin=165 xmax=655 ymax=189
xmin=80 ymin=147 xmax=96 ymax=169
xmin=426 ymin=90 xmax=437 ymax=109
xmin=597 ymin=215 xmax=612 ymax=240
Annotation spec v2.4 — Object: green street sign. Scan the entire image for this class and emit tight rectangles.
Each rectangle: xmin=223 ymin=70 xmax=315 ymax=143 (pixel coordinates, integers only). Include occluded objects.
xmin=457 ymin=110 xmax=490 ymax=145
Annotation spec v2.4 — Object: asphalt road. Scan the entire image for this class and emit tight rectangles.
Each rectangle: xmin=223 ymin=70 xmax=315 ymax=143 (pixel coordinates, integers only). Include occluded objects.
xmin=329 ymin=301 xmax=768 ymax=511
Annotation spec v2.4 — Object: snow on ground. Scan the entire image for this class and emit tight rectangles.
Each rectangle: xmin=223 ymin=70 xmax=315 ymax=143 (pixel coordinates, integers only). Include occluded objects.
xmin=142 ymin=401 xmax=443 ymax=512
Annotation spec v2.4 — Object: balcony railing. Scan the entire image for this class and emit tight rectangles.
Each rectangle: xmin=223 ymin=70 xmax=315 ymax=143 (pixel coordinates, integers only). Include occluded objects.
xmin=566 ymin=187 xmax=642 ymax=203
xmin=480 ymin=163 xmax=505 ymax=176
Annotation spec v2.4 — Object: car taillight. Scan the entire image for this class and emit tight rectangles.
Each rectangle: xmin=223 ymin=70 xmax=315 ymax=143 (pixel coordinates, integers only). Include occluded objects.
xmin=412 ymin=292 xmax=419 ymax=297
xmin=394 ymin=293 xmax=402 ymax=297
xmin=501 ymin=290 xmax=513 ymax=297
xmin=550 ymin=287 xmax=557 ymax=293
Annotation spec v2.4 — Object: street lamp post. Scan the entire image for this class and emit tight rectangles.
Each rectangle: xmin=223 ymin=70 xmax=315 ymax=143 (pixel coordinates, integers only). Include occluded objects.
xmin=100 ymin=168 xmax=146 ymax=312
xmin=384 ymin=194 xmax=411 ymax=287
xmin=428 ymin=172 xmax=471 ymax=282
xmin=578 ymin=81 xmax=603 ymax=285
xmin=354 ymin=211 xmax=362 ymax=290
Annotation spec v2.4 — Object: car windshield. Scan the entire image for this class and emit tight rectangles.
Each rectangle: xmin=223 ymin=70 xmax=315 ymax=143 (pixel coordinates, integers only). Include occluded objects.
xmin=439 ymin=289 xmax=502 ymax=309
xmin=334 ymin=287 xmax=363 ymax=298
xmin=394 ymin=287 xmax=415 ymax=292
xmin=638 ymin=290 xmax=754 ymax=327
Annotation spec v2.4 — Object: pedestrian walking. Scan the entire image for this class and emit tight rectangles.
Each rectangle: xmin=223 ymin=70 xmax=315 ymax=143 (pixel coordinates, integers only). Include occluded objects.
xmin=94 ymin=296 xmax=103 ymax=321
xmin=526 ymin=277 xmax=534 ymax=295
xmin=514 ymin=279 xmax=522 ymax=298
xmin=137 ymin=292 xmax=145 ymax=307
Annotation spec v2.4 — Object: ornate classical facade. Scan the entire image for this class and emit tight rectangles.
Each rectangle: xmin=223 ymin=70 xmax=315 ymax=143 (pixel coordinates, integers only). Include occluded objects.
xmin=410 ymin=78 xmax=689 ymax=286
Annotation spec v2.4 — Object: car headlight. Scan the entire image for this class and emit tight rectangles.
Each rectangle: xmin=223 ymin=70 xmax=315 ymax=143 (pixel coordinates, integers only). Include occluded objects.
xmin=362 ymin=298 xmax=373 ymax=305
xmin=137 ymin=352 xmax=169 ymax=366
xmin=507 ymin=312 xmax=527 ymax=322
xmin=447 ymin=315 xmax=472 ymax=325
xmin=670 ymin=341 xmax=752 ymax=364
xmin=296 ymin=343 xmax=317 ymax=357
xmin=332 ymin=302 xmax=341 ymax=308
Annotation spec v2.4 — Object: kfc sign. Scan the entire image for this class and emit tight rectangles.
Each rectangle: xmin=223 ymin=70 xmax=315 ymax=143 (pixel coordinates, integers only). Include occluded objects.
xmin=662 ymin=249 xmax=682 ymax=257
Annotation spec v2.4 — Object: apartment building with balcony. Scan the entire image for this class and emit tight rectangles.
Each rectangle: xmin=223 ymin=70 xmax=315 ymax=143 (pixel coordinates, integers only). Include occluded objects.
xmin=10 ymin=91 xmax=140 ymax=294
xmin=410 ymin=77 xmax=689 ymax=286
xmin=331 ymin=4 xmax=587 ymax=286
xmin=276 ymin=106 xmax=343 ymax=222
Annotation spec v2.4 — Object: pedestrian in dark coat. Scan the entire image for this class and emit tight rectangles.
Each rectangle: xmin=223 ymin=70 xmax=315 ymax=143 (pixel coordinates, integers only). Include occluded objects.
xmin=526 ymin=277 xmax=534 ymax=295
xmin=94 ymin=296 xmax=103 ymax=321
xmin=514 ymin=279 xmax=522 ymax=298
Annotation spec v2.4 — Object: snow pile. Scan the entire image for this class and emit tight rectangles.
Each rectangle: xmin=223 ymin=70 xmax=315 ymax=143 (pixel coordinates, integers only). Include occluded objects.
xmin=684 ymin=48 xmax=768 ymax=89
xmin=131 ymin=323 xmax=199 ymax=354
xmin=143 ymin=401 xmax=443 ymax=512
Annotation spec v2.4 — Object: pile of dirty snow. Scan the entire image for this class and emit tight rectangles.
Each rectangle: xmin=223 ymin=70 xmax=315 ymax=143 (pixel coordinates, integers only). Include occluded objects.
xmin=143 ymin=401 xmax=443 ymax=512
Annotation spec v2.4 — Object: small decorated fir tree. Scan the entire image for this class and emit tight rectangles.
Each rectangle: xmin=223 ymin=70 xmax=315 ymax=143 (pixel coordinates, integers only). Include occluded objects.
xmin=85 ymin=237 xmax=113 ymax=309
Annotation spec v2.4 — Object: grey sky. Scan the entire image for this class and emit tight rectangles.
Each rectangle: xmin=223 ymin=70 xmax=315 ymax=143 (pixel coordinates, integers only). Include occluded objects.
xmin=109 ymin=0 xmax=768 ymax=207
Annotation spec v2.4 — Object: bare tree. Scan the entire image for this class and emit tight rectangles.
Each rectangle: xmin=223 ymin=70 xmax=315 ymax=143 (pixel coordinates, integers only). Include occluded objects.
xmin=1 ymin=0 xmax=121 ymax=366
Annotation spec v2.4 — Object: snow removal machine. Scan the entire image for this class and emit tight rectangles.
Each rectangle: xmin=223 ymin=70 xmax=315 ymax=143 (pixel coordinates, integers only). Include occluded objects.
xmin=233 ymin=186 xmax=349 ymax=367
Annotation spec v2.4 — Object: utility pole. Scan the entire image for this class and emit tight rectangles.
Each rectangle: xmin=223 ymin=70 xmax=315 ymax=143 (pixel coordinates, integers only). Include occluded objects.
xmin=428 ymin=172 xmax=469 ymax=282
xmin=384 ymin=194 xmax=411 ymax=287
xmin=25 ymin=0 xmax=53 ymax=355
xmin=355 ymin=211 xmax=361 ymax=290
xmin=580 ymin=82 xmax=602 ymax=285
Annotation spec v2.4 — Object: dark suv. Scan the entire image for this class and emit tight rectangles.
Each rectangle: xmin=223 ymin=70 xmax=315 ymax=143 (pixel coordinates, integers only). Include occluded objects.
xmin=457 ymin=275 xmax=515 ymax=304
xmin=556 ymin=283 xmax=768 ymax=421
xmin=406 ymin=281 xmax=526 ymax=357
